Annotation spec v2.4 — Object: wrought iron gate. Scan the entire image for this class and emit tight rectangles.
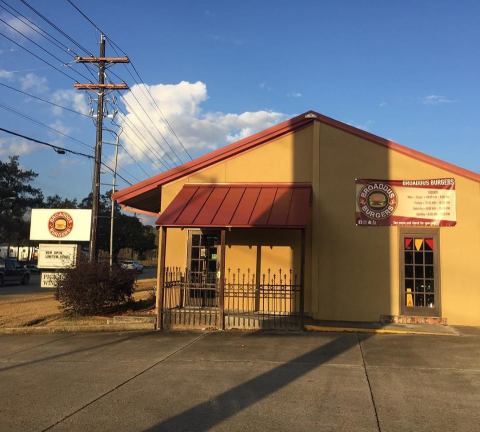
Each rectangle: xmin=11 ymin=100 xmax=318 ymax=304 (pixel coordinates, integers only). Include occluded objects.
xmin=160 ymin=267 xmax=302 ymax=330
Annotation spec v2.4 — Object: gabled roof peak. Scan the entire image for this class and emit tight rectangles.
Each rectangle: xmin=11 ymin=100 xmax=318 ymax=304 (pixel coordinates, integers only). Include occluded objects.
xmin=113 ymin=110 xmax=479 ymax=213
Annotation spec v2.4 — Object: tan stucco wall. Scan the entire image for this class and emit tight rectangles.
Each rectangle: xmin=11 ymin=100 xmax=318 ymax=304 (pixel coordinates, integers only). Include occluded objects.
xmin=158 ymin=120 xmax=480 ymax=326
xmin=161 ymin=125 xmax=313 ymax=277
xmin=314 ymin=122 xmax=480 ymax=325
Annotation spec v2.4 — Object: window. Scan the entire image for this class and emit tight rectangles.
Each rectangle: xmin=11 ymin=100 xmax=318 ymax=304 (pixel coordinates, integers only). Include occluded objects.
xmin=401 ymin=232 xmax=439 ymax=316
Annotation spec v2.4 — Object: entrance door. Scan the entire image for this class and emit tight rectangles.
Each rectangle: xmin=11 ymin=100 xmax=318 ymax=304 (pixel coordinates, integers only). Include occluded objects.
xmin=187 ymin=230 xmax=220 ymax=307
xmin=400 ymin=231 xmax=440 ymax=316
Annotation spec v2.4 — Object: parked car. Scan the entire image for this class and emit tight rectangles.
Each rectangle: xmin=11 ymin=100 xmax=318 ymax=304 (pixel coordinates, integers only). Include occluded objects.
xmin=25 ymin=262 xmax=39 ymax=274
xmin=0 ymin=258 xmax=30 ymax=286
xmin=120 ymin=260 xmax=144 ymax=273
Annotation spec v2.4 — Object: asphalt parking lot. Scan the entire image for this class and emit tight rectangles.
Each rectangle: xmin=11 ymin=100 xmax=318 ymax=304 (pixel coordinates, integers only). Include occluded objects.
xmin=1 ymin=330 xmax=479 ymax=432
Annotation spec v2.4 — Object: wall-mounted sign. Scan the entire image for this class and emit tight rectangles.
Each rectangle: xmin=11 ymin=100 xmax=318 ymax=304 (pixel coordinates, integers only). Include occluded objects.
xmin=355 ymin=178 xmax=456 ymax=227
xmin=30 ymin=209 xmax=91 ymax=241
xmin=41 ymin=272 xmax=65 ymax=288
xmin=37 ymin=244 xmax=77 ymax=269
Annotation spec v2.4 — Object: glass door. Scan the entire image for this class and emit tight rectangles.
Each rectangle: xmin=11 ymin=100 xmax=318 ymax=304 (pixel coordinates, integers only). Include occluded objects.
xmin=187 ymin=230 xmax=220 ymax=307
xmin=400 ymin=231 xmax=440 ymax=316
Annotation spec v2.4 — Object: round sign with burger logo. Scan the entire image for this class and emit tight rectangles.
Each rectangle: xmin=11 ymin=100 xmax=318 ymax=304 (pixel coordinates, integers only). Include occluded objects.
xmin=358 ymin=182 xmax=397 ymax=221
xmin=48 ymin=211 xmax=74 ymax=238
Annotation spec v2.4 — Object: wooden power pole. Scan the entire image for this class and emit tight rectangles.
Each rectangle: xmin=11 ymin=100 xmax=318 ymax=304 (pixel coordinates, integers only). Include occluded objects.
xmin=74 ymin=33 xmax=129 ymax=262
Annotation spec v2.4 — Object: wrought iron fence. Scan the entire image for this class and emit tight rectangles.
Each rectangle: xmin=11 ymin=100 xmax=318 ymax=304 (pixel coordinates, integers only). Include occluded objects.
xmin=160 ymin=267 xmax=302 ymax=329
xmin=224 ymin=268 xmax=301 ymax=329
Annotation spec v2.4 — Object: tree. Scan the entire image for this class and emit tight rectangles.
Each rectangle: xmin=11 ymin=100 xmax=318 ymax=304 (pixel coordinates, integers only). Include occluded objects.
xmin=42 ymin=194 xmax=79 ymax=209
xmin=0 ymin=156 xmax=43 ymax=247
xmin=78 ymin=190 xmax=155 ymax=260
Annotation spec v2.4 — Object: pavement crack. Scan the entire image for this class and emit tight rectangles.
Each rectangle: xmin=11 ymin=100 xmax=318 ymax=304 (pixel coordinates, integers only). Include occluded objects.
xmin=39 ymin=332 xmax=207 ymax=432
xmin=357 ymin=334 xmax=382 ymax=432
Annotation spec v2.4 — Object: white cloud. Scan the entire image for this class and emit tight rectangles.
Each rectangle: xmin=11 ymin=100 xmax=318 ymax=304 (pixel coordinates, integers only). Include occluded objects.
xmin=287 ymin=92 xmax=302 ymax=98
xmin=118 ymin=81 xmax=286 ymax=168
xmin=19 ymin=72 xmax=48 ymax=93
xmin=259 ymin=82 xmax=272 ymax=91
xmin=379 ymin=101 xmax=387 ymax=108
xmin=0 ymin=69 xmax=14 ymax=79
xmin=0 ymin=136 xmax=38 ymax=158
xmin=1 ymin=15 xmax=37 ymax=40
xmin=51 ymin=89 xmax=90 ymax=116
xmin=421 ymin=95 xmax=453 ymax=105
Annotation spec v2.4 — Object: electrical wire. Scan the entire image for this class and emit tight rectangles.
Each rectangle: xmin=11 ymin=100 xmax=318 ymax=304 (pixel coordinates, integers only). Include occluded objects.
xmin=19 ymin=0 xmax=94 ymax=57
xmin=113 ymin=108 xmax=172 ymax=171
xmin=0 ymin=81 xmax=91 ymax=118
xmin=103 ymin=126 xmax=154 ymax=178
xmin=0 ymin=15 xmax=94 ymax=84
xmin=64 ymin=0 xmax=192 ymax=162
xmin=105 ymin=97 xmax=173 ymax=170
xmin=0 ymin=29 xmax=80 ymax=82
xmin=111 ymin=60 xmax=192 ymax=162
xmin=103 ymin=74 xmax=177 ymax=167
xmin=109 ymin=71 xmax=186 ymax=165
xmin=0 ymin=127 xmax=133 ymax=186
xmin=114 ymin=89 xmax=179 ymax=166
xmin=0 ymin=102 xmax=93 ymax=150
xmin=0 ymin=0 xmax=98 ymax=81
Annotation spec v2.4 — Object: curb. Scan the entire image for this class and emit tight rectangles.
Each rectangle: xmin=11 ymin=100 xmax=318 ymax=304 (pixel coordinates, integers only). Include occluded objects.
xmin=304 ymin=324 xmax=458 ymax=336
xmin=0 ymin=323 xmax=155 ymax=334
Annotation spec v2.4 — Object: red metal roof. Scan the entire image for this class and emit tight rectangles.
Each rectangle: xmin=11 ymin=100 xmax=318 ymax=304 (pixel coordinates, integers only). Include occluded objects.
xmin=156 ymin=184 xmax=312 ymax=228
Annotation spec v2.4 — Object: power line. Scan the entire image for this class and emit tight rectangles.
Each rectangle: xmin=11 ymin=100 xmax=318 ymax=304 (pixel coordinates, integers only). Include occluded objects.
xmin=114 ymin=85 xmax=182 ymax=166
xmin=110 ymin=86 xmax=177 ymax=167
xmin=103 ymin=126 xmax=154 ymax=178
xmin=0 ymin=29 xmax=80 ymax=83
xmin=0 ymin=14 xmax=94 ymax=84
xmin=105 ymin=97 xmax=173 ymax=170
xmin=64 ymin=0 xmax=192 ymax=162
xmin=113 ymin=107 xmax=172 ymax=171
xmin=0 ymin=127 xmax=133 ymax=186
xmin=108 ymin=70 xmax=186 ymax=165
xmin=0 ymin=81 xmax=91 ymax=118
xmin=0 ymin=0 xmax=97 ymax=81
xmin=19 ymin=0 xmax=94 ymax=57
xmin=111 ymin=59 xmax=192 ymax=161
xmin=0 ymin=102 xmax=93 ymax=150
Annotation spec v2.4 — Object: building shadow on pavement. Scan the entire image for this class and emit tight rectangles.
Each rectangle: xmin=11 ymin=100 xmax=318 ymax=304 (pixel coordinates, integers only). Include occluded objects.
xmin=142 ymin=331 xmax=376 ymax=432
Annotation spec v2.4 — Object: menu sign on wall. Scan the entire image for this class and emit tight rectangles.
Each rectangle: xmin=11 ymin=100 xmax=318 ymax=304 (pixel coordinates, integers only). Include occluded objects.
xmin=355 ymin=178 xmax=456 ymax=227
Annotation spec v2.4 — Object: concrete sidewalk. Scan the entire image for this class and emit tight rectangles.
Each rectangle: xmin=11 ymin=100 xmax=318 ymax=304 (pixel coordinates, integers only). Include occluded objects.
xmin=305 ymin=320 xmax=460 ymax=336
xmin=1 ymin=330 xmax=479 ymax=431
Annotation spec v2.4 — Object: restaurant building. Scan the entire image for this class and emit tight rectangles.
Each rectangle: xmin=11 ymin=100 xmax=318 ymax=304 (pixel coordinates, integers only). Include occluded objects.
xmin=114 ymin=111 xmax=480 ymax=329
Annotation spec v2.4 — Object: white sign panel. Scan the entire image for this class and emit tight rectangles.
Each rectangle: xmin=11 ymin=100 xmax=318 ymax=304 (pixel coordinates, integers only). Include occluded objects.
xmin=30 ymin=209 xmax=92 ymax=241
xmin=38 ymin=244 xmax=77 ymax=269
xmin=41 ymin=272 xmax=65 ymax=288
xmin=355 ymin=178 xmax=456 ymax=227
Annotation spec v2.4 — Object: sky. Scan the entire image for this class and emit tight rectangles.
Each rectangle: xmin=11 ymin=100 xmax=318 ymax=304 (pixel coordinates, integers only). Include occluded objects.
xmin=0 ymin=0 xmax=479 ymax=208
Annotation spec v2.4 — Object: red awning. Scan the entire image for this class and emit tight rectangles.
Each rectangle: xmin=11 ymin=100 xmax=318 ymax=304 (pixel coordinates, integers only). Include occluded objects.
xmin=156 ymin=184 xmax=311 ymax=228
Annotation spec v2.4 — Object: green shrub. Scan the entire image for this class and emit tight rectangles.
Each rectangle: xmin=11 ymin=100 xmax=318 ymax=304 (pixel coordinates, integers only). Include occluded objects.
xmin=55 ymin=259 xmax=135 ymax=315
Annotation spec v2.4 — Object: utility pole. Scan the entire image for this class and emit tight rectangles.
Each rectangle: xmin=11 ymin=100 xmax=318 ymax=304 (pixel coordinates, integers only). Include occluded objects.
xmin=103 ymin=127 xmax=123 ymax=267
xmin=74 ymin=34 xmax=129 ymax=262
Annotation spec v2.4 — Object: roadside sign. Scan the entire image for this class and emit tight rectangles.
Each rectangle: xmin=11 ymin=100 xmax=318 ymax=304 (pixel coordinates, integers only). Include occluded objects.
xmin=41 ymin=272 xmax=64 ymax=288
xmin=38 ymin=244 xmax=77 ymax=269
xmin=30 ymin=209 xmax=92 ymax=241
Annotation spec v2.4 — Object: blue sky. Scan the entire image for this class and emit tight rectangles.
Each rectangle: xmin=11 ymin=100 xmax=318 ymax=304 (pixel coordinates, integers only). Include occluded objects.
xmin=0 ymin=0 xmax=479 ymax=203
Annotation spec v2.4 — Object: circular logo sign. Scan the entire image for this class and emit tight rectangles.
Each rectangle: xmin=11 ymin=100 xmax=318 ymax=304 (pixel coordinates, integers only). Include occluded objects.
xmin=48 ymin=211 xmax=74 ymax=238
xmin=358 ymin=182 xmax=397 ymax=220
